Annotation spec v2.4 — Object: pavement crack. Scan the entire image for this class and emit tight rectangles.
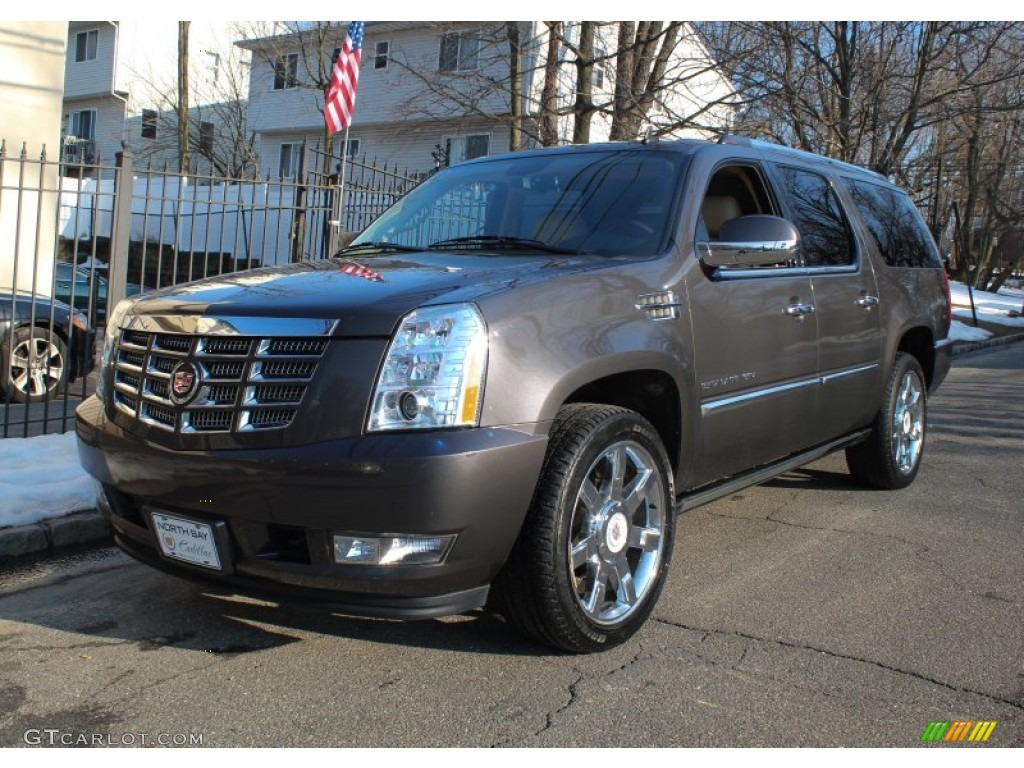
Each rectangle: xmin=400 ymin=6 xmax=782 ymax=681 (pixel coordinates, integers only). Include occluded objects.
xmin=652 ymin=618 xmax=1024 ymax=712
xmin=532 ymin=669 xmax=584 ymax=739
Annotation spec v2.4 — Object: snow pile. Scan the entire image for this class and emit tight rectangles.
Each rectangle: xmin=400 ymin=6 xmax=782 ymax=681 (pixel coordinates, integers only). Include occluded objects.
xmin=950 ymin=282 xmax=1024 ymax=328
xmin=947 ymin=320 xmax=992 ymax=342
xmin=0 ymin=432 xmax=95 ymax=528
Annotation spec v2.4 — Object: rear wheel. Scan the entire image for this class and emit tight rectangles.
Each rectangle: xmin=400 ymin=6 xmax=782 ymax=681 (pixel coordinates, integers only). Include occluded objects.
xmin=3 ymin=327 xmax=68 ymax=404
xmin=846 ymin=352 xmax=927 ymax=489
xmin=494 ymin=404 xmax=675 ymax=653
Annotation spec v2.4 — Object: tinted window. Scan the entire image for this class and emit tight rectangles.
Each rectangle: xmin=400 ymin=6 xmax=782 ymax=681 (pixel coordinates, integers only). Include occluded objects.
xmin=846 ymin=180 xmax=940 ymax=268
xmin=775 ymin=166 xmax=854 ymax=267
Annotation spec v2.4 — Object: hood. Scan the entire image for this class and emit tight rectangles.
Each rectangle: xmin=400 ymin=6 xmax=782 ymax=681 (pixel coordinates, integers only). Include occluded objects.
xmin=125 ymin=252 xmax=613 ymax=337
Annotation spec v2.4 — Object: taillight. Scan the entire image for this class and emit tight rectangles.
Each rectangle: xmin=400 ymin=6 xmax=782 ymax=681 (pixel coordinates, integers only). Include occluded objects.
xmin=941 ymin=267 xmax=952 ymax=335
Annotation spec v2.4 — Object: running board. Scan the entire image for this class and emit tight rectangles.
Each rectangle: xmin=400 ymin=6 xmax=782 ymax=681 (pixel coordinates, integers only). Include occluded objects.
xmin=675 ymin=429 xmax=871 ymax=514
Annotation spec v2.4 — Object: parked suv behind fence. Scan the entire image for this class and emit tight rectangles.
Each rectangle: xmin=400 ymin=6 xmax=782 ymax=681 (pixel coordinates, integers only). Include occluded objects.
xmin=77 ymin=136 xmax=952 ymax=652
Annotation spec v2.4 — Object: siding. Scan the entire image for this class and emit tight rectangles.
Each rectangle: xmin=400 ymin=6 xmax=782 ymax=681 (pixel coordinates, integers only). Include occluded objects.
xmin=257 ymin=118 xmax=512 ymax=179
xmin=244 ymin=22 xmax=518 ymax=136
xmin=64 ymin=22 xmax=116 ymax=99
xmin=0 ymin=22 xmax=66 ymax=292
xmin=62 ymin=95 xmax=126 ymax=164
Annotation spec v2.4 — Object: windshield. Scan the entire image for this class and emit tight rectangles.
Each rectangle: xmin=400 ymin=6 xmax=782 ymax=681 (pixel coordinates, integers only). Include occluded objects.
xmin=350 ymin=149 xmax=687 ymax=257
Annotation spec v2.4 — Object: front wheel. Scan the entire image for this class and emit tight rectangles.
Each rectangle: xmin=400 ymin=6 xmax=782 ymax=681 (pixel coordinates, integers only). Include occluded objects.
xmin=846 ymin=352 xmax=927 ymax=489
xmin=494 ymin=404 xmax=675 ymax=653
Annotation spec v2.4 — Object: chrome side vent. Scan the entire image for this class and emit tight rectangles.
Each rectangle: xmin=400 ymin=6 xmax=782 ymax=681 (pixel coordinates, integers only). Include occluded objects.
xmin=635 ymin=291 xmax=681 ymax=321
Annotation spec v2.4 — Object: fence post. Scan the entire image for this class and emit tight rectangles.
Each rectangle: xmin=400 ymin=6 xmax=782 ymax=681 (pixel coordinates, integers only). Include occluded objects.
xmin=109 ymin=141 xmax=133 ymax=314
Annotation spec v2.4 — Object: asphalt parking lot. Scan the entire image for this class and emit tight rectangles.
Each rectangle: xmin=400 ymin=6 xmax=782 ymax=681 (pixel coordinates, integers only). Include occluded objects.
xmin=0 ymin=343 xmax=1021 ymax=747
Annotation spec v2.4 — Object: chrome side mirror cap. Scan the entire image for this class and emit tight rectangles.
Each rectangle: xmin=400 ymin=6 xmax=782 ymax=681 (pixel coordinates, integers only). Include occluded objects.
xmin=698 ymin=215 xmax=800 ymax=268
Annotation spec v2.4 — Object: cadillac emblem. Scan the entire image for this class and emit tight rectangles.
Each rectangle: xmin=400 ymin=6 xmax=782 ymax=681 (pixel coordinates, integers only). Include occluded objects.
xmin=169 ymin=361 xmax=200 ymax=405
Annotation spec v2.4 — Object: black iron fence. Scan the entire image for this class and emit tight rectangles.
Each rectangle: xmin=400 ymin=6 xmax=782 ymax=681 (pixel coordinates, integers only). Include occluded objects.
xmin=0 ymin=139 xmax=419 ymax=437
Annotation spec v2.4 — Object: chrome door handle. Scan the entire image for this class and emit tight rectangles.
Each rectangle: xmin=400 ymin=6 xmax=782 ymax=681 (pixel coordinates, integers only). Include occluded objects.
xmin=855 ymin=295 xmax=879 ymax=308
xmin=784 ymin=303 xmax=815 ymax=317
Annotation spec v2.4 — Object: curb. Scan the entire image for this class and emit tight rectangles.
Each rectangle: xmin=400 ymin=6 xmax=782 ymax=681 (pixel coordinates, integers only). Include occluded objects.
xmin=951 ymin=330 xmax=1024 ymax=356
xmin=1 ymin=329 xmax=1022 ymax=564
xmin=0 ymin=510 xmax=112 ymax=560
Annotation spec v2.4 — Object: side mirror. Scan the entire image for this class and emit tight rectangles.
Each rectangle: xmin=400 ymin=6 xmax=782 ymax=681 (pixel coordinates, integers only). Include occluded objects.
xmin=698 ymin=215 xmax=800 ymax=268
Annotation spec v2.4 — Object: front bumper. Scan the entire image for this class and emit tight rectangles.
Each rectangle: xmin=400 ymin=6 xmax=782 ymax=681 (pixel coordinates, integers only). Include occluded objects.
xmin=76 ymin=396 xmax=549 ymax=618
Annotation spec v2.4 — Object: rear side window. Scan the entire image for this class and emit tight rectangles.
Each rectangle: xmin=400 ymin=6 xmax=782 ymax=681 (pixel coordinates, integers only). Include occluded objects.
xmin=774 ymin=166 xmax=855 ymax=267
xmin=846 ymin=180 xmax=941 ymax=268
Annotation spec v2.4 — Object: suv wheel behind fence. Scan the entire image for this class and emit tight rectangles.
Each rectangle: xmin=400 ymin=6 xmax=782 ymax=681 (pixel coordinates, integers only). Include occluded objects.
xmin=846 ymin=352 xmax=927 ymax=489
xmin=3 ymin=327 xmax=68 ymax=404
xmin=494 ymin=404 xmax=675 ymax=653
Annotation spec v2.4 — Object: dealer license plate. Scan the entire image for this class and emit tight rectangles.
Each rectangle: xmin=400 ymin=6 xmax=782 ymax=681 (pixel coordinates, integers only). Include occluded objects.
xmin=151 ymin=513 xmax=223 ymax=571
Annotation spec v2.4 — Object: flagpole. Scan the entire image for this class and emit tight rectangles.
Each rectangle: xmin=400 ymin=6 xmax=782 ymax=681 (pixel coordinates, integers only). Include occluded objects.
xmin=336 ymin=125 xmax=349 ymax=247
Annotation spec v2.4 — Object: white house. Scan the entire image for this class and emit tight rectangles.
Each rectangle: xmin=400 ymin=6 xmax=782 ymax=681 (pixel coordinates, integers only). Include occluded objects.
xmin=61 ymin=21 xmax=250 ymax=172
xmin=237 ymin=21 xmax=738 ymax=179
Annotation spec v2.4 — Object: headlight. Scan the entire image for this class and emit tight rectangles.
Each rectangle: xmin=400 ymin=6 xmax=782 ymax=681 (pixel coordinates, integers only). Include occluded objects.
xmin=96 ymin=299 xmax=133 ymax=400
xmin=368 ymin=303 xmax=488 ymax=431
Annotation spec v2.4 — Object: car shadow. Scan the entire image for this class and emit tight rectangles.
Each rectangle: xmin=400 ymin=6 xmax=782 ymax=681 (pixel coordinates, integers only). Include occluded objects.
xmin=0 ymin=547 xmax=553 ymax=659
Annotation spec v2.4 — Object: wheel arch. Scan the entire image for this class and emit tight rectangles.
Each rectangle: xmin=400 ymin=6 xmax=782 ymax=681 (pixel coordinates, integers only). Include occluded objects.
xmin=896 ymin=326 xmax=935 ymax=388
xmin=554 ymin=365 xmax=685 ymax=476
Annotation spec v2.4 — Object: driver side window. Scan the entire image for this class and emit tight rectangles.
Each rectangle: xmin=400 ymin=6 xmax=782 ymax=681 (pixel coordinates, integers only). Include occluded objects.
xmin=697 ymin=165 xmax=776 ymax=241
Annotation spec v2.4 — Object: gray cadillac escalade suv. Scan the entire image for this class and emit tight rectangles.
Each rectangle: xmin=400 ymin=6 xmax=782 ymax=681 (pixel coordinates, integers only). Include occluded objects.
xmin=77 ymin=137 xmax=952 ymax=652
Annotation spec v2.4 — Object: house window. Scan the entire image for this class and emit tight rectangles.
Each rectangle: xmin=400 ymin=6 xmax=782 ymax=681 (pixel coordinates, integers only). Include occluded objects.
xmin=69 ymin=109 xmax=96 ymax=140
xmin=273 ymin=53 xmax=299 ymax=90
xmin=205 ymin=51 xmax=221 ymax=84
xmin=278 ymin=143 xmax=301 ymax=178
xmin=439 ymin=31 xmax=480 ymax=73
xmin=199 ymin=121 xmax=215 ymax=154
xmin=593 ymin=47 xmax=607 ymax=90
xmin=345 ymin=139 xmax=361 ymax=158
xmin=374 ymin=41 xmax=390 ymax=70
xmin=141 ymin=109 xmax=157 ymax=139
xmin=444 ymin=133 xmax=490 ymax=165
xmin=75 ymin=30 xmax=98 ymax=63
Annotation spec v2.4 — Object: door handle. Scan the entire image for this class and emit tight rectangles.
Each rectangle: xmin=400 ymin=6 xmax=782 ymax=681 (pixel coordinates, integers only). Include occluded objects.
xmin=784 ymin=303 xmax=815 ymax=318
xmin=855 ymin=295 xmax=879 ymax=309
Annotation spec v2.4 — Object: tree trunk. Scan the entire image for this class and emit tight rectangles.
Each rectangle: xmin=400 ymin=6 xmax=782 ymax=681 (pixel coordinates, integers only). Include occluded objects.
xmin=540 ymin=22 xmax=562 ymax=147
xmin=508 ymin=22 xmax=523 ymax=151
xmin=177 ymin=21 xmax=191 ymax=173
xmin=572 ymin=22 xmax=596 ymax=144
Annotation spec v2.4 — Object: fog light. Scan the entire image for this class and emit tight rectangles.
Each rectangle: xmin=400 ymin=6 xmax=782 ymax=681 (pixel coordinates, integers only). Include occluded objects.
xmin=332 ymin=534 xmax=456 ymax=566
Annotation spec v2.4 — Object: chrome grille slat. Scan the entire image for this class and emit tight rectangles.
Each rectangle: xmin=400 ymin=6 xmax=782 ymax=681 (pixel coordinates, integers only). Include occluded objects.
xmin=111 ymin=331 xmax=327 ymax=434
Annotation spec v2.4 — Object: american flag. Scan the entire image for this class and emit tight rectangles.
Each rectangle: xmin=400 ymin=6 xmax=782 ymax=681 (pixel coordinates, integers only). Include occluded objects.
xmin=324 ymin=21 xmax=364 ymax=135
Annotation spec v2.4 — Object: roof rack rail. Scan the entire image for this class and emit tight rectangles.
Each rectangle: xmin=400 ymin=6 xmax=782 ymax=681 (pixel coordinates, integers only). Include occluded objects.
xmin=717 ymin=135 xmax=752 ymax=147
xmin=715 ymin=135 xmax=886 ymax=180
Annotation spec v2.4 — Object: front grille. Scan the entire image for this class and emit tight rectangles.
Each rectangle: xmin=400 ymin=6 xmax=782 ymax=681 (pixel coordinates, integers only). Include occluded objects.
xmin=112 ymin=331 xmax=329 ymax=434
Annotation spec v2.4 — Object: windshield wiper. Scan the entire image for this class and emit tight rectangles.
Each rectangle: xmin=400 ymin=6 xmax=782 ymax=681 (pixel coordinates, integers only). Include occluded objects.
xmin=426 ymin=236 xmax=582 ymax=255
xmin=339 ymin=241 xmax=422 ymax=255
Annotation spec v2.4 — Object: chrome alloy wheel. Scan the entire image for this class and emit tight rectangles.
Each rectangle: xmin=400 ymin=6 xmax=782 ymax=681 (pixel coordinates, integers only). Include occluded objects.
xmin=568 ymin=440 xmax=667 ymax=626
xmin=891 ymin=369 xmax=924 ymax=474
xmin=10 ymin=334 xmax=65 ymax=399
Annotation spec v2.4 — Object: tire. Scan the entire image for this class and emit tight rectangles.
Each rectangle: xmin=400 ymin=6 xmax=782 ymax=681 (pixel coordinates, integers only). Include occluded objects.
xmin=494 ymin=404 xmax=675 ymax=653
xmin=3 ymin=327 xmax=68 ymax=404
xmin=846 ymin=352 xmax=927 ymax=489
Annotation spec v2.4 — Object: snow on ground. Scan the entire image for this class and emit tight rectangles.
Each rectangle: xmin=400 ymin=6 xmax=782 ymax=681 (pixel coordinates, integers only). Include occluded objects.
xmin=0 ymin=432 xmax=95 ymax=528
xmin=947 ymin=320 xmax=993 ymax=342
xmin=950 ymin=281 xmax=1024 ymax=328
